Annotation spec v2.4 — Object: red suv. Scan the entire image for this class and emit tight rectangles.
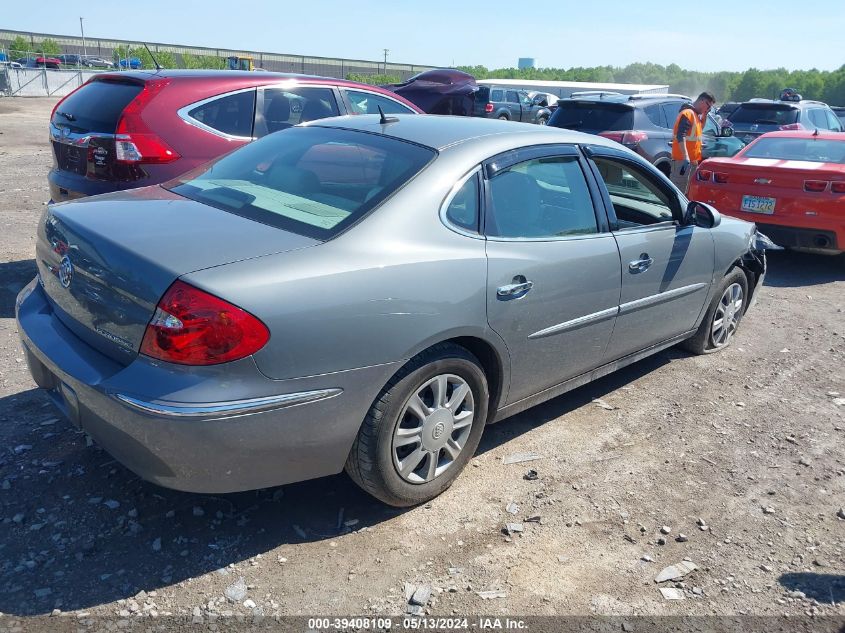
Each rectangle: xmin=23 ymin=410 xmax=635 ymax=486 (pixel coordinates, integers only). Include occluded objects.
xmin=48 ymin=70 xmax=422 ymax=202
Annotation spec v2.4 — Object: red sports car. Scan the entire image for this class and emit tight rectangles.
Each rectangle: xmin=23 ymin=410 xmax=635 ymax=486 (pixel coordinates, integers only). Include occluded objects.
xmin=688 ymin=130 xmax=845 ymax=253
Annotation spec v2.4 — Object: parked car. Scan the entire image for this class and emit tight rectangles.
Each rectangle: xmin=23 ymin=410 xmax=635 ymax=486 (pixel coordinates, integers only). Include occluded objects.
xmin=19 ymin=116 xmax=767 ymax=505
xmin=688 ymin=130 xmax=845 ymax=253
xmin=81 ymin=55 xmax=115 ymax=68
xmin=18 ymin=56 xmax=61 ymax=70
xmin=715 ymin=102 xmax=740 ymax=119
xmin=47 ymin=69 xmax=422 ymax=203
xmin=472 ymin=85 xmax=551 ymax=124
xmin=727 ymin=98 xmax=843 ymax=144
xmin=832 ymin=106 xmax=845 ymax=128
xmin=548 ymin=94 xmax=744 ymax=177
xmin=57 ymin=54 xmax=84 ymax=66
xmin=118 ymin=57 xmax=144 ymax=69
xmin=528 ymin=91 xmax=560 ymax=110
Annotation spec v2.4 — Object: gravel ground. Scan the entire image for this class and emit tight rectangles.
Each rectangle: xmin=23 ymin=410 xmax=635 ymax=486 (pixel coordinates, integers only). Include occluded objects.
xmin=0 ymin=97 xmax=843 ymax=623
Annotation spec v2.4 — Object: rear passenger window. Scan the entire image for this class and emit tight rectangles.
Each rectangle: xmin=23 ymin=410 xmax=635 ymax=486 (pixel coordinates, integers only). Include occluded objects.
xmin=345 ymin=90 xmax=416 ymax=115
xmin=486 ymin=156 xmax=597 ymax=239
xmin=661 ymin=102 xmax=683 ymax=128
xmin=825 ymin=110 xmax=843 ymax=132
xmin=491 ymin=89 xmax=504 ymax=101
xmin=506 ymin=91 xmax=519 ymax=103
xmin=445 ymin=173 xmax=480 ymax=232
xmin=644 ymin=104 xmax=664 ymax=128
xmin=262 ymin=87 xmax=338 ymax=134
xmin=188 ymin=90 xmax=256 ymax=138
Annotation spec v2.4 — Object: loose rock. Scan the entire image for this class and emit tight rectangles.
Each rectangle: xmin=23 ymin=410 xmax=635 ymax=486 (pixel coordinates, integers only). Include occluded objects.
xmin=655 ymin=561 xmax=697 ymax=583
xmin=224 ymin=577 xmax=247 ymax=603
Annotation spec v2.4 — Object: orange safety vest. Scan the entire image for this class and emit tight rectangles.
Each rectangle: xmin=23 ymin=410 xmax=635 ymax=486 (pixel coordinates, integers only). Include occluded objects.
xmin=671 ymin=107 xmax=703 ymax=162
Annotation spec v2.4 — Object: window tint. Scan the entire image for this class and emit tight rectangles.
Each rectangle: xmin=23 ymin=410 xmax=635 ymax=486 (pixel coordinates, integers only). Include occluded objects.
xmin=742 ymin=138 xmax=845 ymax=163
xmin=644 ymin=104 xmax=664 ymax=127
xmin=506 ymin=91 xmax=520 ymax=103
xmin=445 ymin=173 xmax=480 ymax=232
xmin=661 ymin=102 xmax=683 ymax=127
xmin=487 ymin=156 xmax=597 ymax=238
xmin=188 ymin=90 xmax=256 ymax=137
xmin=345 ymin=90 xmax=416 ymax=115
xmin=549 ymin=102 xmax=634 ymax=132
xmin=491 ymin=89 xmax=504 ymax=102
xmin=51 ymin=80 xmax=142 ymax=133
xmin=808 ymin=109 xmax=829 ymax=129
xmin=592 ymin=157 xmax=675 ymax=227
xmin=729 ymin=105 xmax=799 ymax=125
xmin=167 ymin=127 xmax=434 ymax=240
xmin=262 ymin=87 xmax=339 ymax=134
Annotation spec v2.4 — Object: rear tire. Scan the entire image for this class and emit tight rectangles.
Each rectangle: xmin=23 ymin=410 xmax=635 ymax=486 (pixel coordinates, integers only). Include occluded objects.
xmin=680 ymin=268 xmax=748 ymax=354
xmin=497 ymin=114 xmax=509 ymax=121
xmin=345 ymin=343 xmax=489 ymax=507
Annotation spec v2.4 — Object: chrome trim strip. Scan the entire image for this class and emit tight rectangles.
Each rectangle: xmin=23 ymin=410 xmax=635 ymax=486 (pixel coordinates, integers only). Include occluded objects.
xmin=176 ymin=86 xmax=258 ymax=142
xmin=50 ymin=122 xmax=116 ymax=147
xmin=618 ymin=283 xmax=707 ymax=315
xmin=528 ymin=306 xmax=618 ymax=339
xmin=113 ymin=388 xmax=342 ymax=419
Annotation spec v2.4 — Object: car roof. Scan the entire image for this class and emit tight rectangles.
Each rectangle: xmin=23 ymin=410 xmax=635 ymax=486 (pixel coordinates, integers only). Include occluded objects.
xmin=309 ymin=114 xmax=621 ymax=152
xmin=755 ymin=130 xmax=845 ymax=141
xmin=96 ymin=69 xmax=394 ymax=90
xmin=561 ymin=95 xmax=687 ymax=108
xmin=738 ymin=99 xmax=829 ymax=109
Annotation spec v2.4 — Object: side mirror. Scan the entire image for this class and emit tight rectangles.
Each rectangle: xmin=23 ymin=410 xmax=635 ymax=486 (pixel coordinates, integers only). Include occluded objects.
xmin=719 ymin=126 xmax=734 ymax=137
xmin=686 ymin=201 xmax=721 ymax=229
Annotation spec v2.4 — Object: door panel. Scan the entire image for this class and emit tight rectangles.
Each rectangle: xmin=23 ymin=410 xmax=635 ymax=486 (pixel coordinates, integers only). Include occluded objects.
xmin=483 ymin=151 xmax=621 ymax=404
xmin=586 ymin=149 xmax=715 ymax=361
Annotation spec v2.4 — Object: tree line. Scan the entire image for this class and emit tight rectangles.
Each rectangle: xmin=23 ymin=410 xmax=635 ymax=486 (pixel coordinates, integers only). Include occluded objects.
xmin=457 ymin=63 xmax=845 ymax=105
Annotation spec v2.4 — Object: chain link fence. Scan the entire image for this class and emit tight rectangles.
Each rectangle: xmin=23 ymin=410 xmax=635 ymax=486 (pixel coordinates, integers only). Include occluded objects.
xmin=1 ymin=29 xmax=433 ymax=96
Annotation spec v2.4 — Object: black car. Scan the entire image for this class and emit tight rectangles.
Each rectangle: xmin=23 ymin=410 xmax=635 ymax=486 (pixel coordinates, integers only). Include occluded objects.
xmin=548 ymin=94 xmax=742 ymax=177
xmin=472 ymin=85 xmax=551 ymax=125
xmin=727 ymin=98 xmax=843 ymax=143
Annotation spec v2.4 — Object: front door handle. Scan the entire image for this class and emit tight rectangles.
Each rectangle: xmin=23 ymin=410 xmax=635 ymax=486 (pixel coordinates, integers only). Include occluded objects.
xmin=628 ymin=254 xmax=654 ymax=273
xmin=497 ymin=278 xmax=534 ymax=297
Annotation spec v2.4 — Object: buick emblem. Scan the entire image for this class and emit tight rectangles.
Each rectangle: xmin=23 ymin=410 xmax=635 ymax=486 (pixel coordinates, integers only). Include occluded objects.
xmin=58 ymin=256 xmax=74 ymax=289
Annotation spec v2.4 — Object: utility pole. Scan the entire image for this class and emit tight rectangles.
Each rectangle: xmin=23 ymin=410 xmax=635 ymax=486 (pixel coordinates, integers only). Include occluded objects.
xmin=80 ymin=17 xmax=87 ymax=58
xmin=383 ymin=48 xmax=389 ymax=74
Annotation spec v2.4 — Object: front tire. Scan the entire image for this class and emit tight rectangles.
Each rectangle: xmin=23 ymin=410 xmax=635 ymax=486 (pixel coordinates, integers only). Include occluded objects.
xmin=681 ymin=268 xmax=748 ymax=354
xmin=537 ymin=116 xmax=548 ymax=125
xmin=345 ymin=343 xmax=489 ymax=507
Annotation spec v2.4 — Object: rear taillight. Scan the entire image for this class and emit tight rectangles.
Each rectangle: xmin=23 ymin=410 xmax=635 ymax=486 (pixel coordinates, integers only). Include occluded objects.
xmin=484 ymin=103 xmax=494 ymax=113
xmin=115 ymin=79 xmax=180 ymax=164
xmin=598 ymin=131 xmax=648 ymax=145
xmin=713 ymin=172 xmax=729 ymax=183
xmin=831 ymin=182 xmax=845 ymax=194
xmin=140 ymin=281 xmax=269 ymax=366
xmin=696 ymin=169 xmax=713 ymax=181
xmin=804 ymin=180 xmax=828 ymax=192
xmin=779 ymin=123 xmax=804 ymax=131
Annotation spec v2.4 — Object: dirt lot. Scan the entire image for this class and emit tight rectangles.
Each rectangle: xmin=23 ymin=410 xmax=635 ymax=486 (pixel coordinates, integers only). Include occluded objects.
xmin=1 ymin=97 xmax=843 ymax=624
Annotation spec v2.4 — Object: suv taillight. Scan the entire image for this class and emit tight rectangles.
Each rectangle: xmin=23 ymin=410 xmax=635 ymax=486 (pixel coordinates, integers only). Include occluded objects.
xmin=599 ymin=130 xmax=648 ymax=145
xmin=779 ymin=123 xmax=804 ymax=131
xmin=485 ymin=103 xmax=494 ymax=113
xmin=114 ymin=79 xmax=180 ymax=164
xmin=140 ymin=281 xmax=269 ymax=366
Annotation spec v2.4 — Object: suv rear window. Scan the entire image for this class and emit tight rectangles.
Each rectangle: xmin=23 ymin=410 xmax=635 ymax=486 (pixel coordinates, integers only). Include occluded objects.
xmin=549 ymin=102 xmax=634 ymax=132
xmin=167 ymin=127 xmax=435 ymax=240
xmin=729 ymin=104 xmax=799 ymax=125
xmin=52 ymin=79 xmax=142 ymax=133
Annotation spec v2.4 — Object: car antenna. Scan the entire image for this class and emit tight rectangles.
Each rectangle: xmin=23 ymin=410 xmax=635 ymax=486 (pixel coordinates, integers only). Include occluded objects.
xmin=377 ymin=105 xmax=399 ymax=125
xmin=143 ymin=43 xmax=162 ymax=71
xmin=813 ymin=128 xmax=820 ymax=137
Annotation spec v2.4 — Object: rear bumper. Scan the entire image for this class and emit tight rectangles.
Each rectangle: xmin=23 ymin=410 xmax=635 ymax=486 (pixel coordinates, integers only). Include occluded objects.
xmin=753 ymin=222 xmax=841 ymax=252
xmin=16 ymin=279 xmax=399 ymax=493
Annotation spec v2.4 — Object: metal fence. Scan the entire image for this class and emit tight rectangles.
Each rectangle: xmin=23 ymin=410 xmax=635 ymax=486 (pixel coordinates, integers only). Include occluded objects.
xmin=0 ymin=28 xmax=434 ymax=96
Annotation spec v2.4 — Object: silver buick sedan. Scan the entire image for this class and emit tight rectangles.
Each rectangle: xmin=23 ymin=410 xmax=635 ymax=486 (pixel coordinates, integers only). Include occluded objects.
xmin=16 ymin=115 xmax=767 ymax=506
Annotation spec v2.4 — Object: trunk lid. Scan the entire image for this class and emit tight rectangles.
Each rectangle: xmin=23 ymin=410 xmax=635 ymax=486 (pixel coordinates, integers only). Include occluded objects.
xmin=36 ymin=186 xmax=318 ymax=364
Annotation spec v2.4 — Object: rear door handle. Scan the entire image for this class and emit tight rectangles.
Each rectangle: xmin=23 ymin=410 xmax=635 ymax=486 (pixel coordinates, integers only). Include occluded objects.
xmin=497 ymin=280 xmax=534 ymax=297
xmin=628 ymin=254 xmax=654 ymax=273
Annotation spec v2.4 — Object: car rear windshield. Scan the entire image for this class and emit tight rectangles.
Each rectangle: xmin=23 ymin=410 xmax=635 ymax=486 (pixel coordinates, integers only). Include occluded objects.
xmin=166 ymin=126 xmax=436 ymax=240
xmin=743 ymin=137 xmax=845 ymax=163
xmin=549 ymin=102 xmax=634 ymax=132
xmin=728 ymin=104 xmax=799 ymax=125
xmin=53 ymin=79 xmax=142 ymax=133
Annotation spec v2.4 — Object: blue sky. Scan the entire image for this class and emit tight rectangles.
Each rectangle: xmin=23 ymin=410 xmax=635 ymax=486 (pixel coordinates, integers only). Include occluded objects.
xmin=5 ymin=0 xmax=843 ymax=72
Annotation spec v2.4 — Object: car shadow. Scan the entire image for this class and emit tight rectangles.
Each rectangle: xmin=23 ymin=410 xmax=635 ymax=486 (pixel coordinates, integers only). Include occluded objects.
xmin=779 ymin=573 xmax=845 ymax=604
xmin=0 ymin=349 xmax=674 ymax=615
xmin=763 ymin=249 xmax=845 ymax=288
xmin=0 ymin=258 xmax=36 ymax=318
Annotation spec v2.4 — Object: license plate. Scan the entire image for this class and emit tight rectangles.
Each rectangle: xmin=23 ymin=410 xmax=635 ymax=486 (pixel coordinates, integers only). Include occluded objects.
xmin=741 ymin=195 xmax=776 ymax=214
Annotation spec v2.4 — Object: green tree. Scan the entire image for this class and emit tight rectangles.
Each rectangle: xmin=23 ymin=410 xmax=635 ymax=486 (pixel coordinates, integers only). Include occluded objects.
xmin=345 ymin=73 xmax=400 ymax=85
xmin=36 ymin=38 xmax=61 ymax=57
xmin=7 ymin=35 xmax=31 ymax=59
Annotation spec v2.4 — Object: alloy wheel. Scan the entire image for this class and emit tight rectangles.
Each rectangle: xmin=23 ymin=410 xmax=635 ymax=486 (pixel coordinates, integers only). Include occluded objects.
xmin=711 ymin=282 xmax=744 ymax=347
